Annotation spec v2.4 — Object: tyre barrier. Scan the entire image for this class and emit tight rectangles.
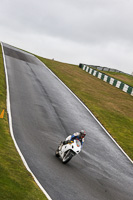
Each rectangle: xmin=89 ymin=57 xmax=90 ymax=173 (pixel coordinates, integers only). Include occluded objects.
xmin=79 ymin=64 xmax=133 ymax=96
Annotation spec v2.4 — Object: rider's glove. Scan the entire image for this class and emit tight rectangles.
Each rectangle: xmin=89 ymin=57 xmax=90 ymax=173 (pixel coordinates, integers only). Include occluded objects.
xmin=63 ymin=140 xmax=73 ymax=145
xmin=63 ymin=141 xmax=68 ymax=145
xmin=67 ymin=140 xmax=73 ymax=144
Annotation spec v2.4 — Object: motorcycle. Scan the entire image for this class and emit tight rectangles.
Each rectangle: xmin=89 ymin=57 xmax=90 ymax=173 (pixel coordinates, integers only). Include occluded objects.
xmin=55 ymin=139 xmax=82 ymax=164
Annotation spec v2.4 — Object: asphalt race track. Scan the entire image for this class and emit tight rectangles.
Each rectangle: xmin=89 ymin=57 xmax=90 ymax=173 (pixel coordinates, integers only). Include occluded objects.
xmin=2 ymin=43 xmax=133 ymax=200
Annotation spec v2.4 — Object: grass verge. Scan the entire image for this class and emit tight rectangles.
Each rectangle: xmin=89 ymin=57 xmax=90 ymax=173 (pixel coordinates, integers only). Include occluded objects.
xmin=0 ymin=45 xmax=47 ymax=200
xmin=99 ymin=71 xmax=133 ymax=87
xmin=36 ymin=56 xmax=133 ymax=161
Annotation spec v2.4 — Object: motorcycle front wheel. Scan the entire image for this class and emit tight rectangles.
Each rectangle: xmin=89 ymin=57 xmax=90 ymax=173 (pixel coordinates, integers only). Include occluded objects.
xmin=62 ymin=150 xmax=73 ymax=164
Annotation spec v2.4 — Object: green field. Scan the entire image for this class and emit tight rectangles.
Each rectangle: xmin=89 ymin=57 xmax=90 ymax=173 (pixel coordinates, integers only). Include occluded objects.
xmin=0 ymin=45 xmax=47 ymax=200
xmin=37 ymin=56 xmax=133 ymax=161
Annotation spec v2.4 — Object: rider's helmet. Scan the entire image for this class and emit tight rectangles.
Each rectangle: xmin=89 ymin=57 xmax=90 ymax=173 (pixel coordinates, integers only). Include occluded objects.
xmin=80 ymin=130 xmax=86 ymax=138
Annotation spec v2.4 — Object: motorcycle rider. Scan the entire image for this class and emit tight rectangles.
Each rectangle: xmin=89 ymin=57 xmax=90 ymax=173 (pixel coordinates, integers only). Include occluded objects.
xmin=59 ymin=130 xmax=86 ymax=150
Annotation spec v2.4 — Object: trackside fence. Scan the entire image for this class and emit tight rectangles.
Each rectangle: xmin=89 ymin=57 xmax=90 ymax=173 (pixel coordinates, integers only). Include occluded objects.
xmin=79 ymin=64 xmax=133 ymax=96
xmin=79 ymin=63 xmax=132 ymax=76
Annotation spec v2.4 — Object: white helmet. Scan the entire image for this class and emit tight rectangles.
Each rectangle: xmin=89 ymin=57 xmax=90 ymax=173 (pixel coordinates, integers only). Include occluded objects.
xmin=80 ymin=130 xmax=86 ymax=138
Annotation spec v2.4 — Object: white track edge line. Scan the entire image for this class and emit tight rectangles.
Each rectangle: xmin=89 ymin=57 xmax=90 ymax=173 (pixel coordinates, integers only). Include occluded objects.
xmin=1 ymin=42 xmax=52 ymax=200
xmin=36 ymin=56 xmax=133 ymax=165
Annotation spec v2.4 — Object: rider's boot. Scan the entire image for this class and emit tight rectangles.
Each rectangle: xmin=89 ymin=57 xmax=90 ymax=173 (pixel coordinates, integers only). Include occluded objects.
xmin=58 ymin=142 xmax=63 ymax=150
